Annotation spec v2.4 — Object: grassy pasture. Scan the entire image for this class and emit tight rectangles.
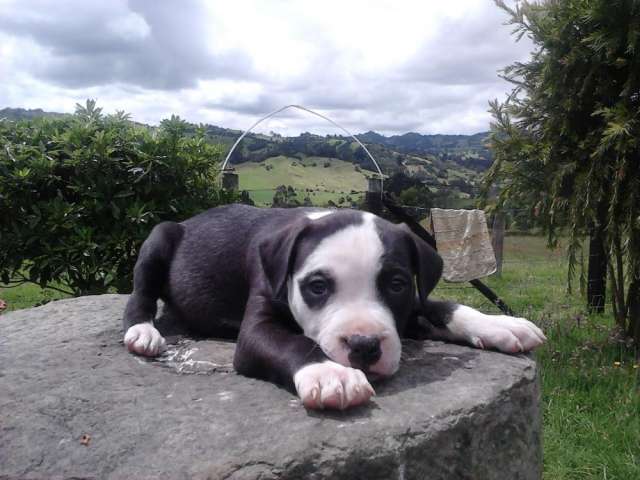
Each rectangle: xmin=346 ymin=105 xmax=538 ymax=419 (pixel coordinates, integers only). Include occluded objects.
xmin=436 ymin=236 xmax=639 ymax=479
xmin=1 ymin=235 xmax=638 ymax=478
xmin=234 ymin=155 xmax=369 ymax=206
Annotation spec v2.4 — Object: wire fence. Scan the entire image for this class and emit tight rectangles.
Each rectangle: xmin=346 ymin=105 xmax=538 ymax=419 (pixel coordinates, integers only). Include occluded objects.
xmin=241 ymin=188 xmax=368 ymax=194
xmin=238 ymin=187 xmax=533 ymax=215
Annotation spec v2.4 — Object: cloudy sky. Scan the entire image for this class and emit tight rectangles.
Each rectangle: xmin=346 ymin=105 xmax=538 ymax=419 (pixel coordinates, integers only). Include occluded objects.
xmin=0 ymin=0 xmax=534 ymax=135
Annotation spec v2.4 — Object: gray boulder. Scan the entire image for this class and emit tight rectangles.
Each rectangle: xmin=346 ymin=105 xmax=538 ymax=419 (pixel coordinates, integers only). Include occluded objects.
xmin=0 ymin=294 xmax=541 ymax=479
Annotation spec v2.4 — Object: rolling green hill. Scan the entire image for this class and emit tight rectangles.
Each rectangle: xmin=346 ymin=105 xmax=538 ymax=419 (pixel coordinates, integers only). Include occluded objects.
xmin=236 ymin=156 xmax=370 ymax=206
xmin=234 ymin=153 xmax=479 ymax=208
xmin=212 ymin=127 xmax=488 ymax=207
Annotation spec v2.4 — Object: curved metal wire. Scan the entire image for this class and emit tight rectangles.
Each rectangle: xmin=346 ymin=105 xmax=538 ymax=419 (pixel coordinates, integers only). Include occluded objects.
xmin=221 ymin=104 xmax=384 ymax=190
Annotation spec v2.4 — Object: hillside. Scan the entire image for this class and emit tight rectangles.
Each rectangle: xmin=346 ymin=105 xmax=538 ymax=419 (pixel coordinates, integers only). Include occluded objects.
xmin=357 ymin=131 xmax=491 ymax=172
xmin=236 ymin=156 xmax=369 ymax=207
xmin=0 ymin=107 xmax=68 ymax=121
xmin=207 ymin=126 xmax=491 ymax=174
xmin=216 ymin=129 xmax=484 ymax=206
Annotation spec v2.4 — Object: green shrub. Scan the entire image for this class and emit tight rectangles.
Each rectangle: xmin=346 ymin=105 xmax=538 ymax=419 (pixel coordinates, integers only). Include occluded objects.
xmin=0 ymin=100 xmax=235 ymax=296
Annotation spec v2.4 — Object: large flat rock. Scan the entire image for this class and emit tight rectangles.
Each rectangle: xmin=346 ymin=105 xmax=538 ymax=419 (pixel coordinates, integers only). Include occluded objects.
xmin=0 ymin=295 xmax=541 ymax=479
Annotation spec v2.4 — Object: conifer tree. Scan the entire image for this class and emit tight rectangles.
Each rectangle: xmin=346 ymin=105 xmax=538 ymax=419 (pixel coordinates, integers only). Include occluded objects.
xmin=486 ymin=0 xmax=640 ymax=345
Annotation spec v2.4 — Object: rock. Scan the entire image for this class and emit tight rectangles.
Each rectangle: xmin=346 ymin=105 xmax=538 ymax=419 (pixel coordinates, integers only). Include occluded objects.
xmin=0 ymin=295 xmax=541 ymax=479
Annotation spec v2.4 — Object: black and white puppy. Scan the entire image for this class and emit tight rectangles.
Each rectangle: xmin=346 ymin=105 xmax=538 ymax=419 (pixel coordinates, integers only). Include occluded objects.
xmin=123 ymin=204 xmax=545 ymax=410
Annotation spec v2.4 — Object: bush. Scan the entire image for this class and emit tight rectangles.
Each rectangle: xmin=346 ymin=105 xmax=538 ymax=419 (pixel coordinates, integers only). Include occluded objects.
xmin=0 ymin=100 xmax=235 ymax=295
xmin=271 ymin=184 xmax=300 ymax=208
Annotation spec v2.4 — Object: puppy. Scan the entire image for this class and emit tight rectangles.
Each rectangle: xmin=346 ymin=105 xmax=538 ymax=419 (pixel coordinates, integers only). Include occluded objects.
xmin=123 ymin=204 xmax=545 ymax=410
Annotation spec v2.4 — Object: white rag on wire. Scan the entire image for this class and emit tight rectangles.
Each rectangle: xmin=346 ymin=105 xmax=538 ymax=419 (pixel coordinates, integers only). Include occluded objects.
xmin=430 ymin=208 xmax=497 ymax=283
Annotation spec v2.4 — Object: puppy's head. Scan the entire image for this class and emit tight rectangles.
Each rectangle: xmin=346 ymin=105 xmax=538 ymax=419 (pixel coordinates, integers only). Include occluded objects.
xmin=259 ymin=209 xmax=442 ymax=377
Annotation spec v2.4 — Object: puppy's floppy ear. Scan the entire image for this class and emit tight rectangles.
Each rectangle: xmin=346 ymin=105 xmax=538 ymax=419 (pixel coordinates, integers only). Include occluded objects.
xmin=409 ymin=231 xmax=443 ymax=311
xmin=257 ymin=218 xmax=310 ymax=300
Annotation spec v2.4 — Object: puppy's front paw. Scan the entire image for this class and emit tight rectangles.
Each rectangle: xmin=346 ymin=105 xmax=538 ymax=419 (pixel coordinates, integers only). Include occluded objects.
xmin=294 ymin=361 xmax=375 ymax=410
xmin=124 ymin=322 xmax=166 ymax=357
xmin=470 ymin=315 xmax=546 ymax=353
xmin=447 ymin=306 xmax=546 ymax=354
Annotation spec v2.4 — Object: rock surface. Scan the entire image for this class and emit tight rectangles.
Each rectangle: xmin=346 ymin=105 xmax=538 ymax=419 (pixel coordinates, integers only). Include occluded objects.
xmin=0 ymin=295 xmax=541 ymax=480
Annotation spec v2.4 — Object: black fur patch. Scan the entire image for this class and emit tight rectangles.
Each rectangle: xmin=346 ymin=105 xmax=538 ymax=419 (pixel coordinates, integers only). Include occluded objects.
xmin=374 ymin=219 xmax=417 ymax=335
xmin=298 ymin=269 xmax=335 ymax=310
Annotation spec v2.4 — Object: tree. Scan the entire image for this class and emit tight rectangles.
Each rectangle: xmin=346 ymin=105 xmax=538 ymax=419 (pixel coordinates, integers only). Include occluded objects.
xmin=271 ymin=185 xmax=300 ymax=207
xmin=485 ymin=1 xmax=640 ymax=344
xmin=386 ymin=172 xmax=433 ymax=209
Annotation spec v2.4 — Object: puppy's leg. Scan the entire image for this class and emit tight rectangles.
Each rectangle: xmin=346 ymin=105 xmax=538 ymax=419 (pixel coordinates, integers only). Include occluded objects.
xmin=123 ymin=222 xmax=183 ymax=357
xmin=420 ymin=300 xmax=546 ymax=353
xmin=234 ymin=295 xmax=375 ymax=410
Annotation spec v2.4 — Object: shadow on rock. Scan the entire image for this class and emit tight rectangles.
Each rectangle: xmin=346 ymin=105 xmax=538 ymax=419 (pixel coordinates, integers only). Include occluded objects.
xmin=304 ymin=399 xmax=381 ymax=422
xmin=373 ymin=340 xmax=480 ymax=397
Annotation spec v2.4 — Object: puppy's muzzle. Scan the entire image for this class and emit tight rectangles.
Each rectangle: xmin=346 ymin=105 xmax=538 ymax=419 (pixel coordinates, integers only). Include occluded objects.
xmin=346 ymin=334 xmax=382 ymax=370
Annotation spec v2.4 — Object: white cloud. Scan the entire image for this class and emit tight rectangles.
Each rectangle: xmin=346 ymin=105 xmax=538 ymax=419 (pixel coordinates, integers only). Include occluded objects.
xmin=0 ymin=0 xmax=534 ymax=135
xmin=106 ymin=11 xmax=151 ymax=42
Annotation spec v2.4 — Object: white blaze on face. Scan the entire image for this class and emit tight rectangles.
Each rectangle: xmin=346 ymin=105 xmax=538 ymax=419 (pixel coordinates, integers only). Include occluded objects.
xmin=288 ymin=212 xmax=402 ymax=376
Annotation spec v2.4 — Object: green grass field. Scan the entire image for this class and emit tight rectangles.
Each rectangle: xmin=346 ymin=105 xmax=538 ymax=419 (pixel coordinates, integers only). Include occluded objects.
xmin=235 ymin=156 xmax=369 ymax=206
xmin=1 ymin=235 xmax=638 ymax=478
xmin=435 ymin=236 xmax=639 ymax=479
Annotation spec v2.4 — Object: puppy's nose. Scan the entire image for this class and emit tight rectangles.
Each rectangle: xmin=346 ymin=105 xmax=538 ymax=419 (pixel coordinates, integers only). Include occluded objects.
xmin=346 ymin=334 xmax=382 ymax=368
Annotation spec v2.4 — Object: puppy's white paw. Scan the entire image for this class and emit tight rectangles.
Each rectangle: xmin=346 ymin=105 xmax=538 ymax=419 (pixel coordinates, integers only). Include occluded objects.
xmin=293 ymin=361 xmax=375 ymax=410
xmin=124 ymin=322 xmax=166 ymax=357
xmin=449 ymin=306 xmax=546 ymax=353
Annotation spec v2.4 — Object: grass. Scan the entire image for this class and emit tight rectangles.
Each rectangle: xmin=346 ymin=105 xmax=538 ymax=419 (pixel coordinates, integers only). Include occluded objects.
xmin=0 ymin=281 xmax=69 ymax=312
xmin=435 ymin=236 xmax=639 ymax=479
xmin=1 ymin=235 xmax=638 ymax=478
xmin=235 ymin=155 xmax=369 ymax=206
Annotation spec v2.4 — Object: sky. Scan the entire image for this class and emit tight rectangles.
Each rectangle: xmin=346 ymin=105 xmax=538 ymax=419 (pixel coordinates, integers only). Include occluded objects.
xmin=0 ymin=0 xmax=534 ymax=136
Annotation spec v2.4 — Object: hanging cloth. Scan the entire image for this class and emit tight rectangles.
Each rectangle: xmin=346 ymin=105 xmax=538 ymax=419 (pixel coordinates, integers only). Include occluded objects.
xmin=429 ymin=208 xmax=497 ymax=282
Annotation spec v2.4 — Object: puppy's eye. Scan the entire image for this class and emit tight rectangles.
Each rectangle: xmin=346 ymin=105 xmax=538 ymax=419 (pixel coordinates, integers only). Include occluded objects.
xmin=309 ymin=279 xmax=328 ymax=296
xmin=389 ymin=276 xmax=408 ymax=293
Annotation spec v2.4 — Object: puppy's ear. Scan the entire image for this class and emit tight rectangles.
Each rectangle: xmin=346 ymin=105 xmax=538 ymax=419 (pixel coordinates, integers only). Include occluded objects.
xmin=257 ymin=219 xmax=310 ymax=300
xmin=409 ymin=231 xmax=443 ymax=311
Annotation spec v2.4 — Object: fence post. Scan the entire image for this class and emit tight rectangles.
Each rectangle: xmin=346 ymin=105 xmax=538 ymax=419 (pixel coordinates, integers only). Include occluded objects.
xmin=587 ymin=222 xmax=607 ymax=313
xmin=222 ymin=169 xmax=239 ymax=193
xmin=491 ymin=211 xmax=505 ymax=277
xmin=365 ymin=176 xmax=383 ymax=216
